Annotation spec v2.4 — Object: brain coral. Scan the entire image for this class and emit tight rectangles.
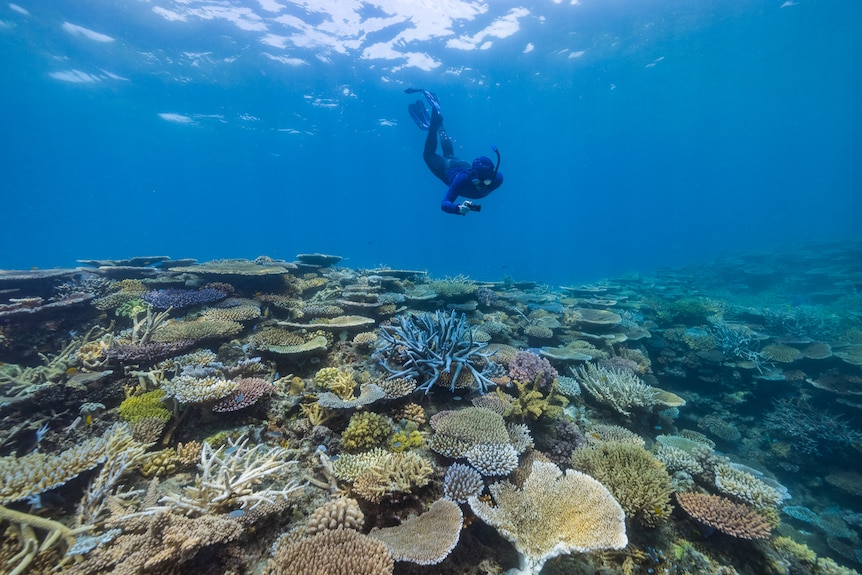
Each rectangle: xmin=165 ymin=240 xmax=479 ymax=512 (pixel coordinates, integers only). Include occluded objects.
xmin=570 ymin=441 xmax=673 ymax=528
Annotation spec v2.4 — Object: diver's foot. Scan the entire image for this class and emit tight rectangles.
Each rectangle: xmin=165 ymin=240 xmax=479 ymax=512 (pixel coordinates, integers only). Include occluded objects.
xmin=407 ymin=100 xmax=431 ymax=130
xmin=430 ymin=107 xmax=444 ymax=130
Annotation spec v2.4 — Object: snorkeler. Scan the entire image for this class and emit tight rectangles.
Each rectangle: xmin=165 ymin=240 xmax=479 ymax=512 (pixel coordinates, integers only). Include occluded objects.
xmin=406 ymin=88 xmax=503 ymax=216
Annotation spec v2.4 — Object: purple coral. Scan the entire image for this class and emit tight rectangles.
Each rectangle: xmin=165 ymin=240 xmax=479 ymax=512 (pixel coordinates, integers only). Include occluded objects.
xmin=508 ymin=350 xmax=558 ymax=389
xmin=212 ymin=377 xmax=274 ymax=412
xmin=142 ymin=287 xmax=227 ymax=309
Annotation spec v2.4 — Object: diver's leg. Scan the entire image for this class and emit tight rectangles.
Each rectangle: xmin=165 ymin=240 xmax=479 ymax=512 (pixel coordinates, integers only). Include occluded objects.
xmin=422 ymin=110 xmax=448 ymax=183
xmin=440 ymin=131 xmax=455 ymax=159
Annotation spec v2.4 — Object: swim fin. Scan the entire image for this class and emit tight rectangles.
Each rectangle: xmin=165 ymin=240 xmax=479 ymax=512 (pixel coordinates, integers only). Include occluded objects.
xmin=408 ymin=99 xmax=431 ymax=130
xmin=404 ymin=87 xmax=442 ymax=115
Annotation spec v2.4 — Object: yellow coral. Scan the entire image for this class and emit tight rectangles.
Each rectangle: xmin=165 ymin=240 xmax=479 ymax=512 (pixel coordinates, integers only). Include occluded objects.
xmin=389 ymin=430 xmax=424 ymax=452
xmin=570 ymin=441 xmax=673 ymax=528
xmin=315 ymin=367 xmax=356 ymax=400
xmin=504 ymin=376 xmax=568 ymax=420
xmin=341 ymin=412 xmax=391 ymax=452
xmin=118 ymin=389 xmax=172 ymax=423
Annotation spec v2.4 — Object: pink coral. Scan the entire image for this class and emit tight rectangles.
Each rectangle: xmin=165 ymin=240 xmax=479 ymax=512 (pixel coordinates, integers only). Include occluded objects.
xmin=508 ymin=350 xmax=557 ymax=390
xmin=212 ymin=377 xmax=274 ymax=412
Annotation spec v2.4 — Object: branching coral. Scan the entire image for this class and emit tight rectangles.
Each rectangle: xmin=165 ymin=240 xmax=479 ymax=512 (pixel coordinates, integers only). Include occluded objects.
xmin=571 ymin=362 xmax=660 ymax=416
xmin=375 ymin=310 xmax=498 ymax=394
xmin=146 ymin=438 xmax=303 ymax=516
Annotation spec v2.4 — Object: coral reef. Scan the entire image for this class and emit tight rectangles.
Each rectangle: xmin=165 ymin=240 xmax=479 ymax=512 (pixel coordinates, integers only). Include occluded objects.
xmin=263 ymin=527 xmax=393 ymax=575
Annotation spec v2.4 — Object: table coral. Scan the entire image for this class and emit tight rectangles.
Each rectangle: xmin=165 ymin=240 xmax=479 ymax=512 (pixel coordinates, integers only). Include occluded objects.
xmin=369 ymin=498 xmax=463 ymax=565
xmin=468 ymin=460 xmax=627 ymax=575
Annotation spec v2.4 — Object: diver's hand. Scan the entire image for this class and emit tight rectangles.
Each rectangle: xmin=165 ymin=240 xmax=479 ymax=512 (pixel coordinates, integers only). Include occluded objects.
xmin=457 ymin=201 xmax=474 ymax=215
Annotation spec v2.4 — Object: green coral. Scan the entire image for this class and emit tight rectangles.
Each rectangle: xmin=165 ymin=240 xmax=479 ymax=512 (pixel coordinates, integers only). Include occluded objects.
xmin=118 ymin=389 xmax=172 ymax=423
xmin=570 ymin=441 xmax=673 ymax=528
xmin=116 ymin=298 xmax=148 ymax=319
xmin=503 ymin=375 xmax=568 ymax=421
xmin=428 ymin=277 xmax=478 ymax=299
xmin=654 ymin=297 xmax=725 ymax=326
xmin=341 ymin=412 xmax=392 ymax=452
xmin=389 ymin=429 xmax=424 ymax=452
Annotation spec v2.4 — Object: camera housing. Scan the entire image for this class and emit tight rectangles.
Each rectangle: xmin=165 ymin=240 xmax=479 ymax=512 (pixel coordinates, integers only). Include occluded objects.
xmin=467 ymin=203 xmax=482 ymax=212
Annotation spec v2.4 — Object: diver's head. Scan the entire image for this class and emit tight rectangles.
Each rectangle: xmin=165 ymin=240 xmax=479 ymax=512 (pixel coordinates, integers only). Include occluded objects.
xmin=471 ymin=156 xmax=496 ymax=187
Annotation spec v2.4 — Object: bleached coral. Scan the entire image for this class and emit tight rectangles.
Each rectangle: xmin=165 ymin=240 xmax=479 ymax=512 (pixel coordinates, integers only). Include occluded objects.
xmin=147 ymin=438 xmax=303 ymax=516
xmin=468 ymin=460 xmax=627 ymax=575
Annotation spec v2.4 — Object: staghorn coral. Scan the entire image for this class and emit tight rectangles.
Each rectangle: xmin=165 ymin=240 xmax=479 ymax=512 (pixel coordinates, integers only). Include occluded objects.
xmin=331 ymin=449 xmax=433 ymax=502
xmin=571 ymin=362 xmax=661 ymax=416
xmin=0 ymin=424 xmax=145 ymax=575
xmin=676 ymin=492 xmax=771 ymax=539
xmin=305 ymin=497 xmax=364 ymax=535
xmin=351 ymin=451 xmax=434 ymax=503
xmin=571 ymin=441 xmax=674 ymax=528
xmin=375 ymin=310 xmax=498 ymax=394
xmin=263 ymin=527 xmax=393 ymax=575
xmin=369 ymin=498 xmax=463 ymax=565
xmin=148 ymin=437 xmax=303 ymax=516
xmin=341 ymin=411 xmax=392 ymax=452
xmin=0 ymin=423 xmax=136 ymax=505
xmin=468 ymin=460 xmax=627 ymax=575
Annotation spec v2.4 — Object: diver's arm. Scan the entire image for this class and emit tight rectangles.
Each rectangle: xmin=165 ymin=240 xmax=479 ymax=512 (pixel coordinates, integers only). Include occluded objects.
xmin=441 ymin=185 xmax=462 ymax=214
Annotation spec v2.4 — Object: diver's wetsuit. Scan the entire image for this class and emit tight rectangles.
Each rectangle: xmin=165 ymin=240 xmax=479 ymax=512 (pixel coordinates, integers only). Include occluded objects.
xmin=423 ymin=111 xmax=504 ymax=215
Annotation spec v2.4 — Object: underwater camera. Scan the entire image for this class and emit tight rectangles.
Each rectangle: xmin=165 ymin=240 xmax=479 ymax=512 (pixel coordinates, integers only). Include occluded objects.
xmin=467 ymin=202 xmax=482 ymax=212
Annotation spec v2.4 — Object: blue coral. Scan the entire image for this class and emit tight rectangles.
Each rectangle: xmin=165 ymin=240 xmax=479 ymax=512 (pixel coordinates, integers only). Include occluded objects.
xmin=375 ymin=310 xmax=498 ymax=394
xmin=142 ymin=287 xmax=227 ymax=309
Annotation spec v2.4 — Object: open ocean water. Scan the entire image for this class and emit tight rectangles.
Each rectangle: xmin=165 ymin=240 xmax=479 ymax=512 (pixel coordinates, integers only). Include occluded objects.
xmin=1 ymin=1 xmax=862 ymax=575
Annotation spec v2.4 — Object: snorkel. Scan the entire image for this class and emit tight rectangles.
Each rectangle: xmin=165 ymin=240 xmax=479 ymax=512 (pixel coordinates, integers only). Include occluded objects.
xmin=490 ymin=145 xmax=501 ymax=179
xmin=471 ymin=146 xmax=502 ymax=187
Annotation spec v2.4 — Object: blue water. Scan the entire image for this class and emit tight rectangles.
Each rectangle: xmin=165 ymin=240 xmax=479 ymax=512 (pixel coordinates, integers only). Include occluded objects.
xmin=1 ymin=0 xmax=860 ymax=284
